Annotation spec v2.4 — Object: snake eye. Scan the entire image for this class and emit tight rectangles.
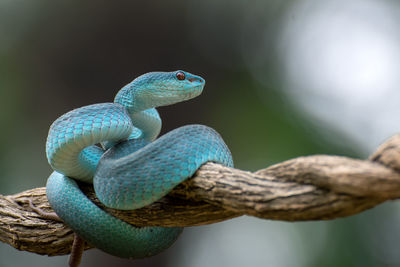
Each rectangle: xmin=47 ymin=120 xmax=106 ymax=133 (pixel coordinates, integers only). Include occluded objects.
xmin=176 ymin=71 xmax=186 ymax=81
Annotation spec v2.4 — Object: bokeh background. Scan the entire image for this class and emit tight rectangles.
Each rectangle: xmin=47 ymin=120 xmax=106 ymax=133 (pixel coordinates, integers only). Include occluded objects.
xmin=1 ymin=0 xmax=400 ymax=266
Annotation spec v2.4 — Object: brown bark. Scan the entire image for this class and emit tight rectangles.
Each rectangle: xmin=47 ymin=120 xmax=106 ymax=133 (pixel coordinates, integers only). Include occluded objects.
xmin=0 ymin=134 xmax=399 ymax=256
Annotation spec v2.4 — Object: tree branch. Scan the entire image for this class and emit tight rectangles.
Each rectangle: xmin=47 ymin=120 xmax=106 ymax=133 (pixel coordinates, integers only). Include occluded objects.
xmin=1 ymin=134 xmax=400 ymax=256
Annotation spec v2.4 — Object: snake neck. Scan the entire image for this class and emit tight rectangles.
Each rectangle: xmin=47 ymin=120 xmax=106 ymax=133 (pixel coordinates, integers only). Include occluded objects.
xmin=114 ymin=85 xmax=161 ymax=141
xmin=114 ymin=83 xmax=144 ymax=114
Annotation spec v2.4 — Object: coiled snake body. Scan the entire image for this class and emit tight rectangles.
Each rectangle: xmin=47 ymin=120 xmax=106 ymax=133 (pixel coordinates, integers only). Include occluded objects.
xmin=45 ymin=71 xmax=233 ymax=258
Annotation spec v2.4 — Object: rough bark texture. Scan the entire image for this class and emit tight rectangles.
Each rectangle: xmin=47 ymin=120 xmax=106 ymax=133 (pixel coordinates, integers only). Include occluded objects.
xmin=1 ymin=134 xmax=399 ymax=256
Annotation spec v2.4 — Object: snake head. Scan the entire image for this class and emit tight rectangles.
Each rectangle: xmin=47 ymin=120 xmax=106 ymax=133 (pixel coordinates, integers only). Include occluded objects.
xmin=115 ymin=70 xmax=205 ymax=112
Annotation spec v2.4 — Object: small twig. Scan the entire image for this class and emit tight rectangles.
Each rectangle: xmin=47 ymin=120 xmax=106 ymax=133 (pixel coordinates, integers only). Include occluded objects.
xmin=69 ymin=234 xmax=85 ymax=267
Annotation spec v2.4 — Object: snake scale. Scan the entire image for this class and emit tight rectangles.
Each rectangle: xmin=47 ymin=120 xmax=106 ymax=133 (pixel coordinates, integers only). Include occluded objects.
xmin=45 ymin=70 xmax=233 ymax=258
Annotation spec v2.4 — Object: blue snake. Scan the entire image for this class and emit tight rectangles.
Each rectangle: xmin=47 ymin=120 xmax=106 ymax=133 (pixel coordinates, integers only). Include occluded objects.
xmin=45 ymin=70 xmax=233 ymax=258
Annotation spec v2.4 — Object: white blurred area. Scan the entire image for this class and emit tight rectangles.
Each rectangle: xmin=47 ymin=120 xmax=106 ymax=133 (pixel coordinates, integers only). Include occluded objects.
xmin=168 ymin=217 xmax=328 ymax=267
xmin=276 ymin=0 xmax=400 ymax=153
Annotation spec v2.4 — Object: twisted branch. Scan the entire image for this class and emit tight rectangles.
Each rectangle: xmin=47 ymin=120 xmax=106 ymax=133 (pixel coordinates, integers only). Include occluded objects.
xmin=1 ymin=134 xmax=399 ymax=256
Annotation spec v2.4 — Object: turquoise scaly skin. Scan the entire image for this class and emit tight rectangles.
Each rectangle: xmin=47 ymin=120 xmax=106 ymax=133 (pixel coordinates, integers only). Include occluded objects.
xmin=45 ymin=70 xmax=234 ymax=258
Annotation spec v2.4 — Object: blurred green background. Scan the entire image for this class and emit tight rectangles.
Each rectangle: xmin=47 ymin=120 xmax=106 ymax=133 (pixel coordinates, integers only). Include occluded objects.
xmin=1 ymin=0 xmax=400 ymax=266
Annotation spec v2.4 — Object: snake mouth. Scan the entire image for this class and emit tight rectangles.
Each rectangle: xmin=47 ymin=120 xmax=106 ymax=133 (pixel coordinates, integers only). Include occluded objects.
xmin=155 ymin=88 xmax=203 ymax=104
xmin=158 ymin=80 xmax=204 ymax=99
